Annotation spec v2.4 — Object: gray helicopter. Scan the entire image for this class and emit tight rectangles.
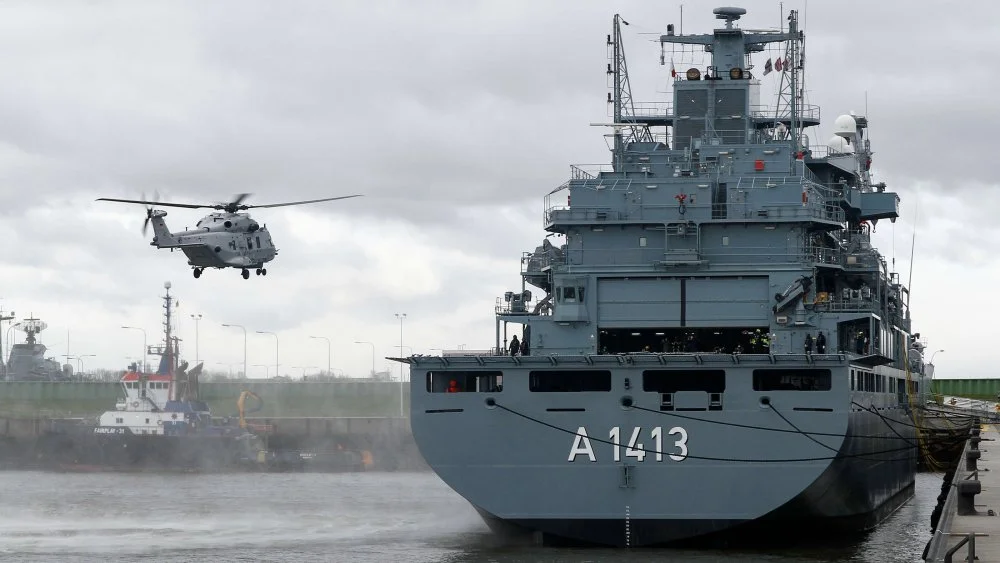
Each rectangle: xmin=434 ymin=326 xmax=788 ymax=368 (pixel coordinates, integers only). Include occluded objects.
xmin=97 ymin=193 xmax=362 ymax=279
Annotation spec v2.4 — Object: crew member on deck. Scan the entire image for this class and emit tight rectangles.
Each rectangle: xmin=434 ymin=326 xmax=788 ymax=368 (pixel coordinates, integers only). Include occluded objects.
xmin=447 ymin=380 xmax=459 ymax=393
xmin=804 ymin=333 xmax=814 ymax=354
xmin=509 ymin=335 xmax=520 ymax=357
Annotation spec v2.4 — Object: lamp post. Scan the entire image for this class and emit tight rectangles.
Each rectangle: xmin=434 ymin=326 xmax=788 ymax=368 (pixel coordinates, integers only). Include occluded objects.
xmin=121 ymin=326 xmax=147 ymax=373
xmin=253 ymin=363 xmax=271 ymax=378
xmin=190 ymin=314 xmax=203 ymax=364
xmin=3 ymin=320 xmax=18 ymax=379
xmin=222 ymin=323 xmax=246 ymax=378
xmin=309 ymin=336 xmax=331 ymax=377
xmin=74 ymin=354 xmax=95 ymax=375
xmin=256 ymin=331 xmax=278 ymax=379
xmin=394 ymin=313 xmax=406 ymax=417
xmin=0 ymin=308 xmax=13 ymax=379
xmin=354 ymin=341 xmax=375 ymax=378
xmin=930 ymin=349 xmax=944 ymax=364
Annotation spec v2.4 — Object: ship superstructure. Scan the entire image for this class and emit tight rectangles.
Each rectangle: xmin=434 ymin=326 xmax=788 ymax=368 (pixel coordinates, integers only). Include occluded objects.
xmin=4 ymin=318 xmax=69 ymax=381
xmin=405 ymin=7 xmax=930 ymax=547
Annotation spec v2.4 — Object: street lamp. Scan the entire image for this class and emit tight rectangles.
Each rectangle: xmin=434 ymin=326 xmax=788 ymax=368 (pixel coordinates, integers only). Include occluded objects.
xmin=222 ymin=323 xmax=246 ymax=378
xmin=354 ymin=341 xmax=375 ymax=378
xmin=394 ymin=313 xmax=406 ymax=417
xmin=930 ymin=349 xmax=944 ymax=364
xmin=74 ymin=354 xmax=96 ymax=375
xmin=256 ymin=331 xmax=279 ymax=378
xmin=309 ymin=336 xmax=331 ymax=377
xmin=3 ymin=321 xmax=19 ymax=379
xmin=190 ymin=314 xmax=203 ymax=364
xmin=0 ymin=308 xmax=13 ymax=379
xmin=121 ymin=326 xmax=147 ymax=374
xmin=253 ymin=363 xmax=271 ymax=378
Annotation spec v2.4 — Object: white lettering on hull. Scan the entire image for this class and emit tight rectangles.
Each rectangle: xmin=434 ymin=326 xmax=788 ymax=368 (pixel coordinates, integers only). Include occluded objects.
xmin=569 ymin=426 xmax=688 ymax=462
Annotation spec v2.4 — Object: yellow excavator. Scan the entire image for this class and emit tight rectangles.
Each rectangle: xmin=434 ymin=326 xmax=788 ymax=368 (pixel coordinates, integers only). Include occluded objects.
xmin=237 ymin=390 xmax=264 ymax=430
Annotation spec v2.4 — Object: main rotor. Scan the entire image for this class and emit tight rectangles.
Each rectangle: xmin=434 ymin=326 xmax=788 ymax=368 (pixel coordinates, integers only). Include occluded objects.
xmin=98 ymin=192 xmax=364 ymax=215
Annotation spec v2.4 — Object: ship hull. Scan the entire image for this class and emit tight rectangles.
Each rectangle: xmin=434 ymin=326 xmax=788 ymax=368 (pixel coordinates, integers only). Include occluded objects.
xmin=410 ymin=356 xmax=920 ymax=547
xmin=29 ymin=429 xmax=261 ymax=472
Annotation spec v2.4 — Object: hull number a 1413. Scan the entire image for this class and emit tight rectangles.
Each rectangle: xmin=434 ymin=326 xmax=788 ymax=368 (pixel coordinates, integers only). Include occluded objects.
xmin=568 ymin=426 xmax=688 ymax=462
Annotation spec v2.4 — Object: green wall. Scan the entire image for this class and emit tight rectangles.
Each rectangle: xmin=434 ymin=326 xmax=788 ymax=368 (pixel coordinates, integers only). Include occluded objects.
xmin=0 ymin=380 xmax=409 ymax=418
xmin=931 ymin=379 xmax=1000 ymax=402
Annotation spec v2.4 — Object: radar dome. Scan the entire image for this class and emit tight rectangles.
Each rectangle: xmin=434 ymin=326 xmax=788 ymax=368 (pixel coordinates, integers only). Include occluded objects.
xmin=827 ymin=136 xmax=854 ymax=154
xmin=833 ymin=114 xmax=857 ymax=139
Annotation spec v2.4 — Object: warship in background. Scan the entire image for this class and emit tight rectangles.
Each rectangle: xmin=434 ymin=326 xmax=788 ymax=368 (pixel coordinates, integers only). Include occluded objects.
xmin=405 ymin=7 xmax=932 ymax=547
xmin=4 ymin=318 xmax=72 ymax=381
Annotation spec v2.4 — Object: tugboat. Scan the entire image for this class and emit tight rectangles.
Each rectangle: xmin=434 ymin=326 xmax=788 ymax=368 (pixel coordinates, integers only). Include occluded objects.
xmin=36 ymin=282 xmax=266 ymax=471
xmin=403 ymin=7 xmax=931 ymax=547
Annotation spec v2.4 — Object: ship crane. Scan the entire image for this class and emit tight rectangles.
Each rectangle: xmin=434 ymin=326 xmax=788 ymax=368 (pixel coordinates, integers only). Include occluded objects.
xmin=237 ymin=390 xmax=263 ymax=430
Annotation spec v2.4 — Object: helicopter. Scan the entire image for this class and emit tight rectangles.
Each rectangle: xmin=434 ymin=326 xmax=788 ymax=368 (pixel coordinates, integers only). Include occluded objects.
xmin=97 ymin=193 xmax=362 ymax=279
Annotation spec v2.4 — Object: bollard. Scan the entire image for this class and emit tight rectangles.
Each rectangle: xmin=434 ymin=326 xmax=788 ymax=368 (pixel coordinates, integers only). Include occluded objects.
xmin=957 ymin=479 xmax=982 ymax=515
xmin=967 ymin=448 xmax=981 ymax=472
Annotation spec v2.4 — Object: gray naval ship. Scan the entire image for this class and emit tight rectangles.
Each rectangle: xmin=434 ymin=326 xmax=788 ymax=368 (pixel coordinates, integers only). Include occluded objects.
xmin=4 ymin=318 xmax=71 ymax=381
xmin=403 ymin=7 xmax=931 ymax=547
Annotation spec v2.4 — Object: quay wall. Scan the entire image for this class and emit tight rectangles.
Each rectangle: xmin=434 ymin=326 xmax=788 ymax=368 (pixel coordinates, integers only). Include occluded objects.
xmin=0 ymin=380 xmax=410 ymax=418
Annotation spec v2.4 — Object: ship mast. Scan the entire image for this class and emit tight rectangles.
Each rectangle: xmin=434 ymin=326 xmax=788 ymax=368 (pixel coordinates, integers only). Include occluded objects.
xmin=608 ymin=13 xmax=651 ymax=170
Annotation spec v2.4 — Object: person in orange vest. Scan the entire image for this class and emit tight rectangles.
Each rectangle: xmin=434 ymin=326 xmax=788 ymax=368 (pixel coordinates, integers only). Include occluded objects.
xmin=447 ymin=380 xmax=459 ymax=393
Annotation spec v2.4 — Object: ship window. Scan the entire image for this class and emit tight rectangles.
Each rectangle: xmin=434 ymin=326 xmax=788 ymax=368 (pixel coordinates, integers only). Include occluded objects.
xmin=426 ymin=370 xmax=503 ymax=393
xmin=145 ymin=418 xmax=150 ymax=424
xmin=639 ymin=236 xmax=647 ymax=247
xmin=563 ymin=287 xmax=576 ymax=301
xmin=643 ymin=370 xmax=725 ymax=393
xmin=753 ymin=369 xmax=831 ymax=391
xmin=529 ymin=370 xmax=611 ymax=392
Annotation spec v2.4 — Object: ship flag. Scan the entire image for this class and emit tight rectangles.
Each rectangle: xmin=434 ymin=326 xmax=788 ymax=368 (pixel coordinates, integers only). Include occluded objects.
xmin=671 ymin=59 xmax=676 ymax=78
xmin=774 ymin=57 xmax=783 ymax=72
xmin=763 ymin=58 xmax=773 ymax=75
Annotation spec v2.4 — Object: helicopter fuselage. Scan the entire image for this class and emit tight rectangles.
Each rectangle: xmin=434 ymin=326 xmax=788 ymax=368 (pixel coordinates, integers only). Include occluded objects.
xmin=149 ymin=210 xmax=277 ymax=272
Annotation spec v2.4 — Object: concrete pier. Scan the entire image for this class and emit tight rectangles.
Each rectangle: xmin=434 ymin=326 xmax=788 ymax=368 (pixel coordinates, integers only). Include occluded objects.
xmin=925 ymin=424 xmax=1000 ymax=562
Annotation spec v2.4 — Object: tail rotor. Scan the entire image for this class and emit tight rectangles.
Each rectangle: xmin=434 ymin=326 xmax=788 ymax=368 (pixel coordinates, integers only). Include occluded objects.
xmin=141 ymin=191 xmax=161 ymax=236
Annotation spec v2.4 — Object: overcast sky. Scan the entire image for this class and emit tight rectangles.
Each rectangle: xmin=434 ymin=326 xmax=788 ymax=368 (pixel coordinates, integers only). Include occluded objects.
xmin=0 ymin=1 xmax=991 ymax=380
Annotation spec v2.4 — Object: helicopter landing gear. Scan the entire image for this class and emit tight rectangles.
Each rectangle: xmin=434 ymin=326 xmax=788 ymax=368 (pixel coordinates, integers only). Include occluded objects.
xmin=256 ymin=268 xmax=261 ymax=276
xmin=193 ymin=268 xmax=202 ymax=279
xmin=255 ymin=268 xmax=268 ymax=276
xmin=241 ymin=269 xmax=250 ymax=279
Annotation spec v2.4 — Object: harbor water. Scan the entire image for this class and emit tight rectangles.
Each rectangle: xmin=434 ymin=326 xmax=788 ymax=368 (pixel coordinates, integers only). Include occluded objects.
xmin=0 ymin=471 xmax=940 ymax=562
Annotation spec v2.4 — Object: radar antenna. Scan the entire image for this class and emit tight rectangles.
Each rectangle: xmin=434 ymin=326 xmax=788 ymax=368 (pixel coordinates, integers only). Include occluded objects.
xmin=608 ymin=14 xmax=652 ymax=170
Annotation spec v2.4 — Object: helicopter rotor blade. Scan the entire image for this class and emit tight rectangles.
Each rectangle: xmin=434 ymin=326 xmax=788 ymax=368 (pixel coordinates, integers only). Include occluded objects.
xmin=96 ymin=197 xmax=209 ymax=209
xmin=246 ymin=195 xmax=364 ymax=209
